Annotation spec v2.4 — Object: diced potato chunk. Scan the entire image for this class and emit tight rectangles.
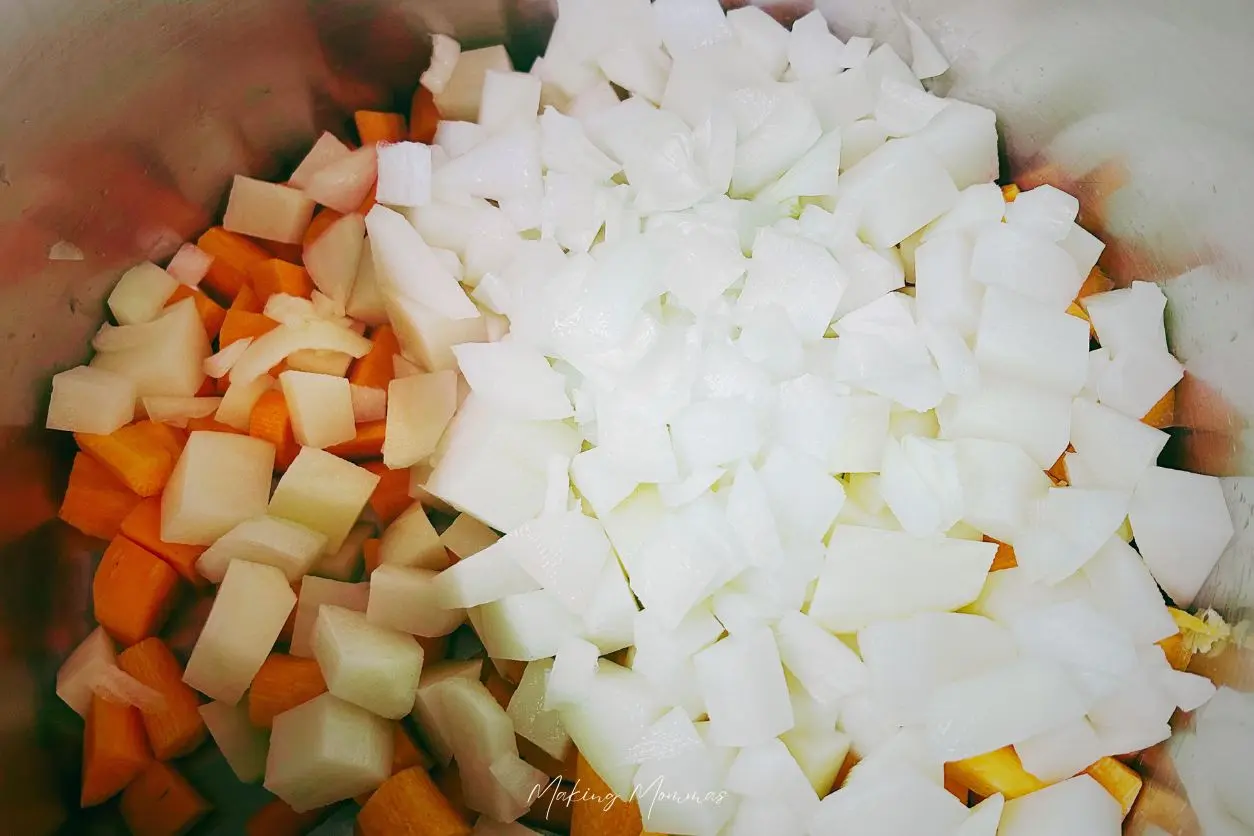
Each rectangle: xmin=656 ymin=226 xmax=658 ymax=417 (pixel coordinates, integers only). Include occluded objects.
xmin=384 ymin=371 xmax=458 ymax=469
xmin=379 ymin=502 xmax=445 ymax=569
xmin=268 ymin=448 xmax=380 ymax=554
xmin=290 ymin=576 xmax=371 ymax=658
xmin=411 ymin=660 xmax=484 ymax=765
xmin=196 ymin=515 xmax=328 ymax=583
xmin=161 ymin=431 xmax=276 ymax=545
xmin=264 ymin=692 xmax=392 ymax=812
xmin=47 ymin=366 xmax=137 ymax=436
xmin=223 ymin=175 xmax=315 ymax=244
xmin=279 ymin=371 xmax=356 ymax=450
xmin=368 ymin=565 xmax=465 ymax=637
xmin=108 ymin=262 xmax=178 ymax=325
xmin=439 ymin=513 xmax=500 ymax=560
xmin=199 ymin=700 xmax=269 ymax=783
xmin=183 ymin=560 xmax=296 ymax=704
xmin=92 ymin=298 xmax=211 ymax=398
xmin=313 ymin=605 xmax=424 ymax=719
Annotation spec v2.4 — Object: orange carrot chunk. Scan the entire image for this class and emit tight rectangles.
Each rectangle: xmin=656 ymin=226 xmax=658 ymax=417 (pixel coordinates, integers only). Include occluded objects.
xmin=247 ymin=654 xmax=328 ymax=728
xmin=117 ymin=638 xmax=207 ymax=760
xmin=1078 ymin=265 xmax=1115 ymax=299
xmin=409 ymin=87 xmax=440 ymax=144
xmin=75 ymin=420 xmax=184 ymax=498
xmin=362 ymin=537 xmax=382 ymax=576
xmin=249 ymin=389 xmax=299 ymax=471
xmin=358 ymin=180 xmax=379 ymax=215
xmin=1142 ymin=388 xmax=1175 ymax=429
xmin=984 ymin=536 xmax=1019 ymax=571
xmin=248 ymin=258 xmax=315 ymax=304
xmin=358 ymin=767 xmax=472 ymax=836
xmin=303 ymin=208 xmax=345 ymax=248
xmin=220 ymin=309 xmax=281 ymax=348
xmin=326 ymin=420 xmax=387 ymax=461
xmin=120 ymin=498 xmax=207 ymax=585
xmin=94 ymin=535 xmax=180 ymax=646
xmin=59 ymin=451 xmax=143 ymax=540
xmin=166 ymin=284 xmax=227 ymax=339
xmin=244 ymin=798 xmax=325 ymax=836
xmin=184 ymin=415 xmax=247 ymax=435
xmin=363 ymin=461 xmax=412 ymax=525
xmin=572 ymin=752 xmax=643 ymax=836
xmin=230 ymin=283 xmax=263 ymax=314
xmin=120 ymin=761 xmax=211 ymax=836
xmin=1158 ymin=631 xmax=1192 ymax=671
xmin=1086 ymin=756 xmax=1143 ymax=817
xmin=257 ymin=237 xmax=305 ymax=266
xmin=197 ymin=227 xmax=271 ymax=303
xmin=349 ymin=325 xmax=400 ymax=391
xmin=1001 ymin=183 xmax=1020 ymax=202
xmin=356 ymin=111 xmax=409 ymax=145
xmin=82 ymin=693 xmax=152 ymax=807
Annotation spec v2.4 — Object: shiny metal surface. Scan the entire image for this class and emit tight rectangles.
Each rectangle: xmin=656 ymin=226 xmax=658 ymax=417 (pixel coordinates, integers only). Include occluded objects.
xmin=2 ymin=0 xmax=1252 ymax=832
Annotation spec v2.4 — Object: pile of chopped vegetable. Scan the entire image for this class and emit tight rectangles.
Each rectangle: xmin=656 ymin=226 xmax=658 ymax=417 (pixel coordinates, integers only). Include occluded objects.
xmin=45 ymin=1 xmax=1240 ymax=834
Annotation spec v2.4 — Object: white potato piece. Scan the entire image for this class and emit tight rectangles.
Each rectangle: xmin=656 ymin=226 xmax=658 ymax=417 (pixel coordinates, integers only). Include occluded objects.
xmin=223 ymin=175 xmax=315 ymax=244
xmin=435 ymin=44 xmax=513 ymax=122
xmin=376 ymin=142 xmax=433 ymax=208
xmin=199 ymin=700 xmax=269 ymax=782
xmin=286 ymin=349 xmax=353 ymax=377
xmin=91 ymin=298 xmax=211 ymax=398
xmin=279 ymin=370 xmax=356 ymax=450
xmin=46 ymin=365 xmax=136 ymax=435
xmin=384 ymin=371 xmax=458 ymax=469
xmin=268 ymin=447 xmax=380 ymax=554
xmin=412 ymin=659 xmax=485 ymax=765
xmin=385 ymin=295 xmax=489 ymax=372
xmin=108 ymin=262 xmax=177 ymax=325
xmin=304 ymin=211 xmax=365 ymax=305
xmin=183 ymin=559 xmax=296 ymax=704
xmin=368 ymin=564 xmax=465 ymax=637
xmin=166 ymin=243 xmax=213 ymax=288
xmin=781 ymin=726 xmax=850 ymax=796
xmin=313 ymin=605 xmax=424 ymax=719
xmin=440 ymin=514 xmax=500 ymax=560
xmin=998 ymin=775 xmax=1121 ymax=836
xmin=214 ymin=373 xmax=274 ymax=431
xmin=196 ymin=515 xmax=327 ymax=583
xmin=288 ymin=131 xmax=352 ymax=190
xmin=264 ymin=692 xmax=392 ymax=812
xmin=161 ymin=431 xmax=275 ymax=545
xmin=379 ymin=501 xmax=445 ymax=569
xmin=56 ymin=627 xmax=116 ymax=717
xmin=506 ymin=659 xmax=572 ymax=763
xmin=347 ymin=238 xmax=389 ymax=326
xmin=366 ymin=205 xmax=479 ymax=320
xmin=290 ymin=576 xmax=370 ymax=658
xmin=303 ymin=147 xmax=378 ymax=214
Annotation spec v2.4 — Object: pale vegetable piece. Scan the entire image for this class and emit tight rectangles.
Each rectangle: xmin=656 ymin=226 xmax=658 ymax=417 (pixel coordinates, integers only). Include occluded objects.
xmin=504 ymin=660 xmax=573 ymax=762
xmin=913 ymin=231 xmax=983 ymax=337
xmin=974 ymin=286 xmax=1091 ymax=396
xmin=1009 ymin=599 xmax=1139 ymax=704
xmin=670 ymin=397 xmax=761 ymax=471
xmin=1068 ymin=397 xmax=1168 ymax=490
xmin=349 ymin=383 xmax=387 ymax=424
xmin=223 ymin=175 xmax=315 ymax=244
xmin=810 ymin=525 xmax=995 ymax=632
xmin=936 ymin=374 xmax=1072 ymax=468
xmin=313 ymin=521 xmax=372 ymax=581
xmin=379 ymin=501 xmax=445 ymax=569
xmin=1080 ymin=537 xmax=1179 ymax=645
xmin=196 ymin=515 xmax=328 ymax=583
xmin=478 ymin=71 xmax=543 ymax=134
xmin=304 ymin=211 xmax=365 ymax=305
xmin=229 ymin=320 xmax=372 ymax=386
xmin=313 ymin=605 xmax=424 ymax=719
xmin=366 ymin=205 xmax=479 ymax=320
xmin=1083 ymin=280 xmax=1168 ymax=355
xmin=91 ymin=298 xmax=211 ymax=398
xmin=781 ymin=726 xmax=851 ymax=795
xmin=693 ymin=627 xmax=793 ymax=747
xmin=268 ymin=447 xmax=380 ymax=555
xmin=304 ymin=147 xmax=378 ymax=214
xmin=726 ymin=5 xmax=790 ymax=79
xmin=440 ymin=514 xmax=500 ymax=560
xmin=740 ymin=227 xmax=846 ymax=339
xmin=1012 ymin=487 xmax=1131 ymax=584
xmin=998 ymin=775 xmax=1121 ymax=836
xmin=108 ymin=262 xmax=178 ymax=325
xmin=421 ymin=34 xmax=461 ymax=96
xmin=288 ymin=131 xmax=352 ymax=190
xmin=434 ymin=44 xmax=513 ymax=122
xmin=431 ymin=547 xmax=542 ymax=614
xmin=48 ymin=240 xmax=84 ymax=261
xmin=412 ymin=659 xmax=485 ymax=765
xmin=544 ymin=637 xmax=600 ymax=710
xmin=161 ymin=431 xmax=275 ymax=545
xmin=203 ymin=338 xmax=252 ymax=379
xmin=142 ymin=396 xmax=220 ymax=427
xmin=879 ymin=435 xmax=964 ymax=538
xmin=627 ymin=706 xmax=704 ymax=764
xmin=826 ymin=394 xmax=893 ymax=474
xmin=368 ymin=565 xmax=465 ymax=637
xmin=46 ymin=365 xmax=137 ymax=435
xmin=902 ymin=14 xmax=950 ymax=79
xmin=278 ymin=370 xmax=356 ymax=450
xmin=969 ymin=223 xmax=1083 ymax=309
xmin=386 ymin=297 xmax=489 ymax=373
xmin=1129 ymin=466 xmax=1234 ymax=608
xmin=634 ymin=734 xmax=740 ymax=836
xmin=954 ymin=438 xmax=1051 ymax=544
xmin=786 ymin=10 xmax=846 ymax=80
xmin=874 ymin=79 xmax=949 ymax=137
xmin=1091 ymin=344 xmax=1184 ymax=420
xmin=287 ymin=349 xmax=353 ymax=377
xmin=811 ymin=769 xmax=968 ymax=835
xmin=384 ymin=371 xmax=458 ymax=469
xmin=183 ymin=560 xmax=296 ymax=704
xmin=214 ymin=373 xmax=274 ymax=431
xmin=838 ymin=136 xmax=959 ymax=248
xmin=774 ymin=611 xmax=868 ymax=705
xmin=924 ymin=658 xmax=1090 ymax=761
xmin=375 ymin=142 xmax=433 ymax=208
xmin=500 ymin=511 xmax=612 ymax=616
xmin=347 ymin=239 xmax=389 ymax=326
xmin=454 ymin=341 xmax=572 ymax=421
xmin=1005 ymin=184 xmax=1079 ymax=242
xmin=199 ymin=700 xmax=269 ymax=783
xmin=956 ymin=794 xmax=1005 ymax=836
xmin=264 ymin=692 xmax=392 ymax=813
xmin=56 ymin=627 xmax=117 ymax=717
xmin=1014 ymin=718 xmax=1106 ymax=784
xmin=290 ymin=576 xmax=370 ymax=658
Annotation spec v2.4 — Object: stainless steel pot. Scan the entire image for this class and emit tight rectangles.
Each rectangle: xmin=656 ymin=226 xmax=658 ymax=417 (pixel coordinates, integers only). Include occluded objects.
xmin=2 ymin=0 xmax=1251 ymax=832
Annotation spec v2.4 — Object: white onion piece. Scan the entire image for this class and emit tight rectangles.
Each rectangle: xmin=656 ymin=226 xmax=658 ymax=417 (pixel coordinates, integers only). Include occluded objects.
xmin=203 ymin=337 xmax=253 ymax=378
xmin=349 ymin=383 xmax=387 ymax=423
xmin=229 ymin=320 xmax=372 ymax=385
xmin=420 ymin=34 xmax=462 ymax=96
xmin=142 ymin=396 xmax=222 ymax=427
xmin=901 ymin=14 xmax=950 ymax=79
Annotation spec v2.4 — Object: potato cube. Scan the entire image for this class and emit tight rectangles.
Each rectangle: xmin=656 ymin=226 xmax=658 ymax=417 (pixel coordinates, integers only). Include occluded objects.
xmin=161 ymin=431 xmax=275 ymax=545
xmin=291 ymin=577 xmax=371 ymax=659
xmin=279 ymin=371 xmax=356 ymax=450
xmin=368 ymin=565 xmax=465 ymax=637
xmin=268 ymin=448 xmax=380 ymax=554
xmin=383 ymin=371 xmax=458 ymax=469
xmin=264 ymin=692 xmax=392 ymax=812
xmin=196 ymin=515 xmax=327 ymax=583
xmin=108 ymin=262 xmax=178 ymax=325
xmin=47 ymin=366 xmax=137 ymax=435
xmin=199 ymin=700 xmax=269 ymax=783
xmin=313 ymin=605 xmax=424 ymax=719
xmin=379 ymin=502 xmax=445 ymax=569
xmin=91 ymin=298 xmax=211 ymax=398
xmin=223 ymin=175 xmax=315 ymax=245
xmin=439 ymin=514 xmax=500 ymax=560
xmin=183 ymin=560 xmax=296 ymax=704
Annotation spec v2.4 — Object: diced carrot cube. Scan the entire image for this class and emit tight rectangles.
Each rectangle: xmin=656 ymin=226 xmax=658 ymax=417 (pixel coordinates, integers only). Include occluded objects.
xmin=303 ymin=208 xmax=344 ymax=248
xmin=248 ymin=390 xmax=299 ymax=471
xmin=244 ymin=798 xmax=325 ymax=836
xmin=1142 ymin=388 xmax=1175 ymax=429
xmin=59 ymin=452 xmax=143 ymax=540
xmin=230 ymin=283 xmax=263 ymax=314
xmin=1001 ymin=183 xmax=1020 ymax=202
xmin=349 ymin=325 xmax=400 ymax=392
xmin=571 ymin=753 xmax=643 ymax=836
xmin=247 ymin=654 xmax=328 ymax=728
xmin=220 ymin=309 xmax=280 ymax=348
xmin=248 ymin=258 xmax=314 ymax=304
xmin=392 ymin=725 xmax=426 ymax=774
xmin=362 ymin=538 xmax=382 ymax=576
xmin=197 ymin=227 xmax=271 ymax=303
xmin=184 ymin=415 xmax=246 ymax=435
xmin=1157 ymin=631 xmax=1192 ymax=671
xmin=944 ymin=772 xmax=969 ymax=804
xmin=983 ymin=536 xmax=1018 ymax=571
xmin=167 ymin=284 xmax=227 ymax=339
xmin=117 ymin=638 xmax=207 ymax=760
xmin=1078 ymin=265 xmax=1115 ymax=299
xmin=363 ymin=460 xmax=412 ymax=525
xmin=75 ymin=420 xmax=184 ymax=497
xmin=325 ymin=420 xmax=386 ymax=461
xmin=257 ymin=238 xmax=304 ymax=266
xmin=355 ymin=111 xmax=408 ymax=145
xmin=82 ymin=693 xmax=152 ymax=807
xmin=120 ymin=498 xmax=207 ymax=585
xmin=358 ymin=767 xmax=471 ymax=836
xmin=1046 ymin=451 xmax=1069 ymax=486
xmin=1085 ymin=756 xmax=1143 ymax=817
xmin=358 ymin=181 xmax=379 ymax=215
xmin=409 ymin=87 xmax=440 ymax=144
xmin=93 ymin=536 xmax=180 ymax=646
xmin=120 ymin=761 xmax=211 ymax=836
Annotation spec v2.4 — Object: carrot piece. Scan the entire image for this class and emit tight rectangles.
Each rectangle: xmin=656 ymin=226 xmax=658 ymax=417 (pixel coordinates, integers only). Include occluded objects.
xmin=409 ymin=87 xmax=440 ymax=144
xmin=197 ymin=227 xmax=271 ymax=303
xmin=195 ymin=376 xmax=217 ymax=398
xmin=120 ymin=761 xmax=210 ymax=836
xmin=249 ymin=389 xmax=299 ymax=471
xmin=358 ymin=766 xmax=472 ymax=836
xmin=230 ymin=283 xmax=263 ymax=313
xmin=220 ymin=309 xmax=280 ymax=348
xmin=1142 ymin=388 xmax=1176 ymax=429
xmin=483 ymin=665 xmax=516 ymax=711
xmin=185 ymin=415 xmax=246 ymax=435
xmin=363 ymin=461 xmax=412 ymax=525
xmin=983 ymin=536 xmax=1018 ymax=571
xmin=94 ymin=536 xmax=180 ymax=646
xmin=356 ymin=111 xmax=409 ymax=145
xmin=1157 ymin=631 xmax=1192 ymax=672
xmin=392 ymin=724 xmax=426 ymax=774
xmin=75 ymin=420 xmax=183 ymax=498
xmin=1065 ymin=300 xmax=1096 ymax=341
xmin=258 ymin=238 xmax=305 ymax=266
xmin=1085 ymin=756 xmax=1142 ymax=817
xmin=571 ymin=752 xmax=643 ymax=836
xmin=248 ymin=654 xmax=328 ymax=728
xmin=120 ymin=498 xmax=207 ymax=585
xmin=325 ymin=420 xmax=387 ymax=461
xmin=116 ymin=638 xmax=207 ymax=760
xmin=524 ymin=776 xmax=575 ymax=832
xmin=248 ymin=258 xmax=315 ymax=304
xmin=1046 ymin=451 xmax=1069 ymax=485
xmin=59 ymin=451 xmax=143 ymax=540
xmin=358 ymin=180 xmax=379 ymax=215
xmin=944 ymin=772 xmax=969 ymax=804
xmin=1078 ymin=265 xmax=1115 ymax=299
xmin=1001 ymin=183 xmax=1020 ymax=202
xmin=244 ymin=798 xmax=325 ymax=836
xmin=362 ymin=538 xmax=382 ymax=576
xmin=944 ymin=746 xmax=1046 ymax=800
xmin=167 ymin=284 xmax=227 ymax=339
xmin=417 ymin=633 xmax=448 ymax=665
xmin=349 ymin=325 xmax=400 ymax=391
xmin=303 ymin=207 xmax=344 ymax=248
xmin=280 ymin=579 xmax=301 ymax=645
xmin=82 ymin=693 xmax=152 ymax=807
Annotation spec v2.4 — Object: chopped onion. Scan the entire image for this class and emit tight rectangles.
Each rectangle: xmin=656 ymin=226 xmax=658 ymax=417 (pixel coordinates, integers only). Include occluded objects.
xmin=229 ymin=320 xmax=372 ymax=385
xmin=48 ymin=240 xmax=84 ymax=261
xmin=142 ymin=396 xmax=222 ymax=427
xmin=203 ymin=337 xmax=253 ymax=378
xmin=350 ymin=383 xmax=387 ymax=423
